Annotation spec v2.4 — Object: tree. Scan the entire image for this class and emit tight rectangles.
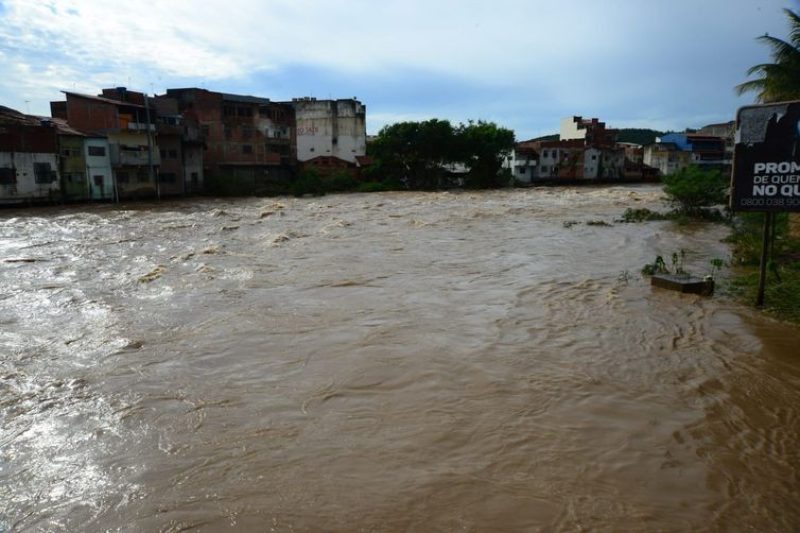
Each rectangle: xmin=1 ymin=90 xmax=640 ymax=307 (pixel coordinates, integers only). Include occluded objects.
xmin=453 ymin=121 xmax=515 ymax=189
xmin=369 ymin=119 xmax=455 ymax=189
xmin=368 ymin=119 xmax=514 ymax=190
xmin=662 ymin=166 xmax=728 ymax=215
xmin=736 ymin=8 xmax=800 ymax=102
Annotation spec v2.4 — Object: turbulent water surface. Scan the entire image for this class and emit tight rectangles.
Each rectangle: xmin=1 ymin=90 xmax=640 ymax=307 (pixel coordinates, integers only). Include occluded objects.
xmin=1 ymin=185 xmax=799 ymax=531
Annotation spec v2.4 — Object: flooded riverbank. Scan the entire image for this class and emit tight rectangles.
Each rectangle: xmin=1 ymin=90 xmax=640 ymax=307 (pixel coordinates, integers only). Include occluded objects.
xmin=2 ymin=185 xmax=799 ymax=531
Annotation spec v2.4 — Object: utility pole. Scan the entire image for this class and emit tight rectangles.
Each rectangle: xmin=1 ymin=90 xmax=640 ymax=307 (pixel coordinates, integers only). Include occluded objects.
xmin=144 ymin=92 xmax=159 ymax=200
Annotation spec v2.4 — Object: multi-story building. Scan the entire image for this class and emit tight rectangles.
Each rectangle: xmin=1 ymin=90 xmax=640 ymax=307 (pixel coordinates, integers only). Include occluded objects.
xmin=644 ymin=132 xmax=728 ymax=176
xmin=288 ymin=97 xmax=367 ymax=170
xmin=84 ymin=135 xmax=114 ymax=201
xmin=52 ymin=118 xmax=88 ymax=201
xmin=0 ymin=106 xmax=60 ymax=204
xmin=51 ymin=88 xmax=161 ymax=199
xmin=165 ymin=88 xmax=294 ymax=190
xmin=560 ymin=116 xmax=617 ymax=147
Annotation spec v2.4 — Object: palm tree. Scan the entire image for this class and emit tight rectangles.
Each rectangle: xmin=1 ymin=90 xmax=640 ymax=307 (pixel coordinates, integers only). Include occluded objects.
xmin=736 ymin=8 xmax=800 ymax=103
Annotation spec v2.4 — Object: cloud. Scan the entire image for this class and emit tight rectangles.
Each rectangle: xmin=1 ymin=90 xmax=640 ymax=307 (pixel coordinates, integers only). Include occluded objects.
xmin=0 ymin=0 xmax=795 ymax=136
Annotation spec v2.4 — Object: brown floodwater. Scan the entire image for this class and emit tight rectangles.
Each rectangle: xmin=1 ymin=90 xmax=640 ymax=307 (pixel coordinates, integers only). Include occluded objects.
xmin=1 ymin=185 xmax=799 ymax=532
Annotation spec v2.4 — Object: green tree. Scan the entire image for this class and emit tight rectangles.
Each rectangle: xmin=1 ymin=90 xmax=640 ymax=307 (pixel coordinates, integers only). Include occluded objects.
xmin=661 ymin=166 xmax=728 ymax=215
xmin=736 ymin=8 xmax=800 ymax=102
xmin=369 ymin=119 xmax=455 ymax=189
xmin=368 ymin=118 xmax=514 ymax=190
xmin=454 ymin=121 xmax=516 ymax=189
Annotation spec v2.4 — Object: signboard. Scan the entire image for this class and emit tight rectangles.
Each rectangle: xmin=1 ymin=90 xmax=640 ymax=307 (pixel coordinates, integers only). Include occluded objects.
xmin=731 ymin=101 xmax=800 ymax=212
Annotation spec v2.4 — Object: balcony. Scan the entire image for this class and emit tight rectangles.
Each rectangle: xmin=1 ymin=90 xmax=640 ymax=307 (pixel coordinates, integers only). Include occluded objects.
xmin=127 ymin=122 xmax=156 ymax=132
xmin=110 ymin=145 xmax=161 ymax=167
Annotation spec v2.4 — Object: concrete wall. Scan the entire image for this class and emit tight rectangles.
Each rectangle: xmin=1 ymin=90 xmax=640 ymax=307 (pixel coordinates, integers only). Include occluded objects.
xmin=84 ymin=138 xmax=114 ymax=200
xmin=0 ymin=152 xmax=60 ymax=203
xmin=59 ymin=135 xmax=87 ymax=200
xmin=293 ymin=99 xmax=366 ymax=163
xmin=183 ymin=144 xmax=204 ymax=194
xmin=560 ymin=117 xmax=587 ymax=141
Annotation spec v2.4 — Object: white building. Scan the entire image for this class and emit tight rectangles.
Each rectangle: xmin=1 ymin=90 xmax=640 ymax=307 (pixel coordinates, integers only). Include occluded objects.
xmin=84 ymin=137 xmax=114 ymax=200
xmin=503 ymin=148 xmax=537 ymax=184
xmin=290 ymin=98 xmax=367 ymax=164
xmin=0 ymin=107 xmax=61 ymax=204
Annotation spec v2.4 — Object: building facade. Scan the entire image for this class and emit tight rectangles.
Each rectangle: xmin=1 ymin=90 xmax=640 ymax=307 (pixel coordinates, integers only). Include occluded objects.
xmin=0 ymin=107 xmax=60 ymax=204
xmin=166 ymin=88 xmax=294 ymax=191
xmin=53 ymin=89 xmax=160 ymax=199
xmin=290 ymin=98 xmax=367 ymax=165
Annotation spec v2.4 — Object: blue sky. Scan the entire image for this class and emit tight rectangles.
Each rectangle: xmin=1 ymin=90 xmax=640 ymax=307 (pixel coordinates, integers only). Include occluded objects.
xmin=0 ymin=0 xmax=795 ymax=139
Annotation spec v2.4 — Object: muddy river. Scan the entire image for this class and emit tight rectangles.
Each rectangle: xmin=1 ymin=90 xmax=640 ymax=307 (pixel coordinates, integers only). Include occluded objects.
xmin=1 ymin=185 xmax=799 ymax=531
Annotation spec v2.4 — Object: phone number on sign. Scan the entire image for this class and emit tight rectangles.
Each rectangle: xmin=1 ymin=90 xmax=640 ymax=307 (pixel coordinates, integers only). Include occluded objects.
xmin=740 ymin=197 xmax=800 ymax=207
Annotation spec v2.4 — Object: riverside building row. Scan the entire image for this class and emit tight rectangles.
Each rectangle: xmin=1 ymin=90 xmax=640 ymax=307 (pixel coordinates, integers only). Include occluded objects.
xmin=1 ymin=87 xmax=367 ymax=205
xmin=505 ymin=116 xmax=733 ymax=184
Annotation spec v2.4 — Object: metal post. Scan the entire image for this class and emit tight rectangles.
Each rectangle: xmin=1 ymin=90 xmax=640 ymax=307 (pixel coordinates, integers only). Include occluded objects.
xmin=756 ymin=211 xmax=773 ymax=308
xmin=144 ymin=94 xmax=159 ymax=200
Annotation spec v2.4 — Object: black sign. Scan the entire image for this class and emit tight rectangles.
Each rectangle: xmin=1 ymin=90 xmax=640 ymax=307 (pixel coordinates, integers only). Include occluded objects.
xmin=732 ymin=101 xmax=800 ymax=212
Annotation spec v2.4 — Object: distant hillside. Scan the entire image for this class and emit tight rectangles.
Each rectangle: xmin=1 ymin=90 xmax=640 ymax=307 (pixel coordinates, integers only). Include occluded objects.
xmin=522 ymin=133 xmax=559 ymax=143
xmin=615 ymin=128 xmax=665 ymax=145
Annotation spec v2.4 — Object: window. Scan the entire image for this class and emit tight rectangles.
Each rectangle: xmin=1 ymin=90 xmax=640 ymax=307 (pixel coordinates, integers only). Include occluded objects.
xmin=34 ymin=162 xmax=55 ymax=184
xmin=61 ymin=148 xmax=72 ymax=157
xmin=237 ymin=106 xmax=251 ymax=117
xmin=191 ymin=172 xmax=199 ymax=185
xmin=591 ymin=155 xmax=597 ymax=160
xmin=160 ymin=148 xmax=167 ymax=159
xmin=242 ymin=144 xmax=253 ymax=154
xmin=224 ymin=125 xmax=232 ymax=140
xmin=0 ymin=167 xmax=16 ymax=184
xmin=88 ymin=145 xmax=106 ymax=157
xmin=518 ymin=167 xmax=525 ymax=174
xmin=223 ymin=105 xmax=236 ymax=117
xmin=116 ymin=171 xmax=129 ymax=183
xmin=159 ymin=172 xmax=177 ymax=183
xmin=242 ymin=126 xmax=253 ymax=139
xmin=542 ymin=150 xmax=548 ymax=158
xmin=93 ymin=175 xmax=104 ymax=187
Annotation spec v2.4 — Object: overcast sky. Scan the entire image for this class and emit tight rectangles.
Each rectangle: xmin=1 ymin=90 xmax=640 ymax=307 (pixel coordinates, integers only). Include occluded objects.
xmin=0 ymin=0 xmax=795 ymax=139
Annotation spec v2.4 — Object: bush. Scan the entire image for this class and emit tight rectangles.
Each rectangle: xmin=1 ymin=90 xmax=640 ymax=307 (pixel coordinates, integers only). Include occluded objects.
xmin=620 ymin=207 xmax=669 ymax=222
xmin=357 ymin=181 xmax=391 ymax=193
xmin=661 ymin=166 xmax=728 ymax=215
xmin=323 ymin=171 xmax=359 ymax=193
xmin=292 ymin=168 xmax=325 ymax=197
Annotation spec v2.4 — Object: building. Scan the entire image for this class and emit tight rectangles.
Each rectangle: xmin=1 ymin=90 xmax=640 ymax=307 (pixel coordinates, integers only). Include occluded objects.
xmin=51 ymin=88 xmax=161 ymax=199
xmin=289 ymin=97 xmax=367 ymax=169
xmin=166 ymin=88 xmax=294 ymax=191
xmin=504 ymin=146 xmax=538 ymax=184
xmin=51 ymin=118 xmax=88 ymax=201
xmin=560 ymin=116 xmax=617 ymax=147
xmin=643 ymin=142 xmax=692 ymax=176
xmin=84 ymin=136 xmax=114 ymax=200
xmin=0 ymin=106 xmax=60 ymax=204
xmin=644 ymin=132 xmax=729 ymax=176
xmin=523 ymin=117 xmax=625 ymax=181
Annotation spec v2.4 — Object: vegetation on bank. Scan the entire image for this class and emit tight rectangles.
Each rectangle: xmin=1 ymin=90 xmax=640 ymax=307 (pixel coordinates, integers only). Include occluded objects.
xmin=204 ymin=169 xmax=396 ymax=198
xmin=620 ymin=164 xmax=800 ymax=323
xmin=619 ymin=166 xmax=728 ymax=223
xmin=366 ymin=119 xmax=516 ymax=190
xmin=725 ymin=213 xmax=800 ymax=322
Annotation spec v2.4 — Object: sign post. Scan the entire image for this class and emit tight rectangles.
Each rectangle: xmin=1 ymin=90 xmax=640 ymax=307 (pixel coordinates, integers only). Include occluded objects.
xmin=732 ymin=101 xmax=800 ymax=307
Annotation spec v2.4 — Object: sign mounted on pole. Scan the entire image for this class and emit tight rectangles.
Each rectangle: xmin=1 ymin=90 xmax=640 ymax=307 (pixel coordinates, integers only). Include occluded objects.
xmin=731 ymin=101 xmax=800 ymax=212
